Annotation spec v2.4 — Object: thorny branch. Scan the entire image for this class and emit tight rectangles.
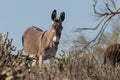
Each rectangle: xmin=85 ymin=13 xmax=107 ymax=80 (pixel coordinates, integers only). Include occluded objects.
xmin=76 ymin=0 xmax=120 ymax=49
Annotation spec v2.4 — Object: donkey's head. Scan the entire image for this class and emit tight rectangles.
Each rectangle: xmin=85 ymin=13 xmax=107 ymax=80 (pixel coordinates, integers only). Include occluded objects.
xmin=50 ymin=10 xmax=65 ymax=44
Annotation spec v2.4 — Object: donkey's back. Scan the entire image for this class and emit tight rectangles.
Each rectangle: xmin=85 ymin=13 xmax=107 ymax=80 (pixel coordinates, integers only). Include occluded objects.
xmin=22 ymin=26 xmax=43 ymax=56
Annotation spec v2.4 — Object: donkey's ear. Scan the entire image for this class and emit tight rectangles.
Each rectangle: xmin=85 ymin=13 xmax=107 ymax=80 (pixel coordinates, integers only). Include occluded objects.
xmin=59 ymin=12 xmax=65 ymax=22
xmin=51 ymin=10 xmax=57 ymax=21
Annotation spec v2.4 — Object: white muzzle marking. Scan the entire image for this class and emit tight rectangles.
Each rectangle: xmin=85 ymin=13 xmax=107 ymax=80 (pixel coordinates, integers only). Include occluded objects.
xmin=53 ymin=36 xmax=59 ymax=42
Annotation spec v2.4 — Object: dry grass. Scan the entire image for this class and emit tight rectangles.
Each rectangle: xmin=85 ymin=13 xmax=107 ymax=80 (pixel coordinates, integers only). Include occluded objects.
xmin=0 ymin=33 xmax=120 ymax=80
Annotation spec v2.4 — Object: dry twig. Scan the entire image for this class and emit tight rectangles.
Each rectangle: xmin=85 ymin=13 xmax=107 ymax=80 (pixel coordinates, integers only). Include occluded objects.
xmin=76 ymin=0 xmax=120 ymax=49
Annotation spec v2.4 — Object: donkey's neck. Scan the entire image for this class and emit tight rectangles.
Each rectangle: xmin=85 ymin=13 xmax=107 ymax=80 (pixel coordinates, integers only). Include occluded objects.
xmin=45 ymin=29 xmax=55 ymax=42
xmin=40 ymin=29 xmax=57 ymax=49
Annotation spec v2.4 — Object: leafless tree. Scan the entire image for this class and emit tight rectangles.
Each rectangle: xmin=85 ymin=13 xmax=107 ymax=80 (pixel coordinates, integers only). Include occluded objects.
xmin=76 ymin=0 xmax=120 ymax=49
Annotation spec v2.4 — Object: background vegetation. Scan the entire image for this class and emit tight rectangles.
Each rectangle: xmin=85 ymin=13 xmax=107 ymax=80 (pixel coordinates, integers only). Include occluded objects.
xmin=0 ymin=22 xmax=120 ymax=80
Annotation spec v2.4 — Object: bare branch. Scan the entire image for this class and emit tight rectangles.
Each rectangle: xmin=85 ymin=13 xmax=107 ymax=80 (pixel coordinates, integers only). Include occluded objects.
xmin=95 ymin=15 xmax=112 ymax=45
xmin=75 ymin=0 xmax=120 ymax=32
xmin=84 ymin=15 xmax=113 ymax=49
xmin=76 ymin=0 xmax=120 ymax=49
xmin=116 ymin=7 xmax=120 ymax=12
xmin=110 ymin=0 xmax=117 ymax=9
xmin=105 ymin=0 xmax=114 ymax=13
xmin=75 ymin=16 xmax=107 ymax=32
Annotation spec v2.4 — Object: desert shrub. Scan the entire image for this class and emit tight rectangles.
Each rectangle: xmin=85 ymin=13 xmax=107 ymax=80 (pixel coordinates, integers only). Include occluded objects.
xmin=0 ymin=33 xmax=120 ymax=80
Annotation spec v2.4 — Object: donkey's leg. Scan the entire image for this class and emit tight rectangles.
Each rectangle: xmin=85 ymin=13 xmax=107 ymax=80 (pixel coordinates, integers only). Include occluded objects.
xmin=39 ymin=54 xmax=43 ymax=71
xmin=28 ymin=54 xmax=37 ymax=67
xmin=38 ymin=49 xmax=44 ymax=71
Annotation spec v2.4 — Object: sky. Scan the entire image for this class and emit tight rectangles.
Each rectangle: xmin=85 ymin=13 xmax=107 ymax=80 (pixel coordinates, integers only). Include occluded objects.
xmin=0 ymin=0 xmax=99 ymax=55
